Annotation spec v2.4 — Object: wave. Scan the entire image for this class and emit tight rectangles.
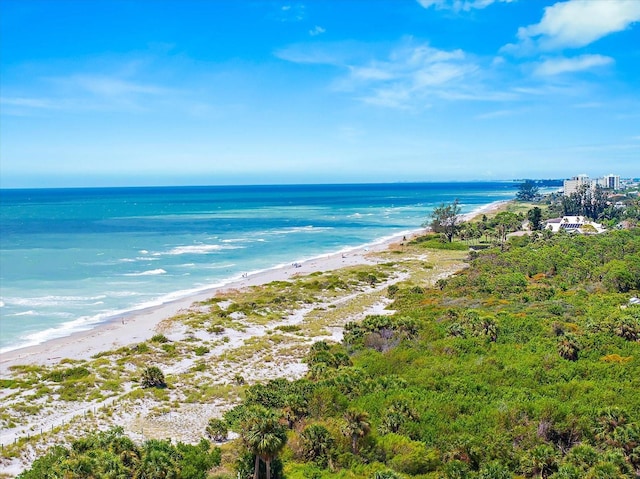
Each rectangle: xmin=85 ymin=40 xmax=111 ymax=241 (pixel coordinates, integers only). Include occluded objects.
xmin=124 ymin=269 xmax=167 ymax=277
xmin=6 ymin=310 xmax=74 ymax=318
xmin=256 ymin=225 xmax=335 ymax=237
xmin=153 ymin=244 xmax=243 ymax=256
xmin=117 ymin=257 xmax=160 ymax=263
xmin=4 ymin=295 xmax=108 ymax=307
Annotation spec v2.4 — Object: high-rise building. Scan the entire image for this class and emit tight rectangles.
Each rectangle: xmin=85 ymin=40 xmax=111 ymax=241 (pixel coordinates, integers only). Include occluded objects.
xmin=563 ymin=174 xmax=590 ymax=196
xmin=602 ymin=174 xmax=620 ymax=190
xmin=564 ymin=173 xmax=621 ymax=196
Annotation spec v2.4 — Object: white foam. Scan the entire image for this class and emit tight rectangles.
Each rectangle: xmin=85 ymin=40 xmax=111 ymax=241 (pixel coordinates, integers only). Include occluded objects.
xmin=153 ymin=244 xmax=242 ymax=256
xmin=124 ymin=269 xmax=167 ymax=277
xmin=5 ymin=295 xmax=108 ymax=307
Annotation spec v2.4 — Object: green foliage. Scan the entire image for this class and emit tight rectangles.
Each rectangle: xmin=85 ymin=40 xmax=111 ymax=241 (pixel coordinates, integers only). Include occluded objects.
xmin=378 ymin=434 xmax=440 ymax=474
xmin=410 ymin=233 xmax=469 ymax=250
xmin=194 ymin=345 xmax=210 ymax=356
xmin=206 ymin=418 xmax=229 ymax=442
xmin=425 ymin=199 xmax=462 ymax=242
xmin=562 ymin=185 xmax=608 ymax=220
xmin=300 ymin=424 xmax=336 ymax=469
xmin=528 ymin=206 xmax=543 ymax=230
xmin=20 ymin=227 xmax=640 ymax=479
xmin=140 ymin=366 xmax=166 ymax=388
xmin=516 ymin=180 xmax=540 ymax=201
xmin=46 ymin=366 xmax=90 ymax=382
xmin=18 ymin=427 xmax=221 ymax=479
xmin=240 ymin=406 xmax=288 ymax=479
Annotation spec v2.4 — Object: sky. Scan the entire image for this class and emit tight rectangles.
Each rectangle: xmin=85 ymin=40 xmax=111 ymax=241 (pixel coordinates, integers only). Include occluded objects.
xmin=1 ymin=0 xmax=639 ymax=188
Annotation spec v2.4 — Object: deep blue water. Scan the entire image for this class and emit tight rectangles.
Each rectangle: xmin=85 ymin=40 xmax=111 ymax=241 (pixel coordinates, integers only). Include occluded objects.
xmin=0 ymin=182 xmax=517 ymax=351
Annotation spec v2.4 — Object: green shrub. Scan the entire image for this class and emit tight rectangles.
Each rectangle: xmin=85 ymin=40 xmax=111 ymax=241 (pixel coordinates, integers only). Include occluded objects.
xmin=194 ymin=346 xmax=210 ymax=356
xmin=140 ymin=366 xmax=166 ymax=388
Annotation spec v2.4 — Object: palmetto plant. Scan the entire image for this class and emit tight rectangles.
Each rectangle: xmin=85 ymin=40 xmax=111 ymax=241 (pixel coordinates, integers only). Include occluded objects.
xmin=557 ymin=333 xmax=580 ymax=361
xmin=206 ymin=418 xmax=228 ymax=442
xmin=300 ymin=424 xmax=335 ymax=469
xmin=342 ymin=408 xmax=370 ymax=455
xmin=140 ymin=366 xmax=166 ymax=388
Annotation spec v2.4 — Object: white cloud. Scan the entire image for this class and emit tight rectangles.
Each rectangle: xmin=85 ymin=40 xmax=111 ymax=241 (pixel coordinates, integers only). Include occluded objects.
xmin=345 ymin=43 xmax=476 ymax=108
xmin=417 ymin=0 xmax=514 ymax=12
xmin=0 ymin=97 xmax=58 ymax=109
xmin=504 ymin=0 xmax=640 ymax=54
xmin=309 ymin=25 xmax=326 ymax=36
xmin=277 ymin=39 xmax=516 ymax=108
xmin=67 ymin=75 xmax=170 ymax=97
xmin=533 ymin=54 xmax=614 ymax=76
xmin=275 ymin=3 xmax=305 ymax=21
xmin=476 ymin=109 xmax=516 ymax=119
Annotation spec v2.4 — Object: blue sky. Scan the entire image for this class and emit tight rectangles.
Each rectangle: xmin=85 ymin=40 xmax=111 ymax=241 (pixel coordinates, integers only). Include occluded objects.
xmin=1 ymin=0 xmax=639 ymax=187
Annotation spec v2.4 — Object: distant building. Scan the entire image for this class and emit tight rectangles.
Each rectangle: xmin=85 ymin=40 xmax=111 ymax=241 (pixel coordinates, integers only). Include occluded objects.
xmin=545 ymin=216 xmax=606 ymax=234
xmin=598 ymin=174 xmax=620 ymax=190
xmin=563 ymin=174 xmax=591 ymax=196
xmin=563 ymin=173 xmax=621 ymax=196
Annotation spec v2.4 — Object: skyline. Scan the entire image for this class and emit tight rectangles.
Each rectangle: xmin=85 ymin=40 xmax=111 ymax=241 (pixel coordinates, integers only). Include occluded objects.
xmin=1 ymin=0 xmax=639 ymax=188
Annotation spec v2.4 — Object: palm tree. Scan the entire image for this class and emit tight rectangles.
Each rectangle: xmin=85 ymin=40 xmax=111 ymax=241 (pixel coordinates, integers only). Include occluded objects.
xmin=301 ymin=424 xmax=335 ymax=469
xmin=242 ymin=408 xmax=288 ymax=479
xmin=342 ymin=408 xmax=370 ymax=455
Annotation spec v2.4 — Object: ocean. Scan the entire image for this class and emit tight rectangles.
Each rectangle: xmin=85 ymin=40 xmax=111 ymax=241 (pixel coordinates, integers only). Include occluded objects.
xmin=0 ymin=182 xmax=518 ymax=352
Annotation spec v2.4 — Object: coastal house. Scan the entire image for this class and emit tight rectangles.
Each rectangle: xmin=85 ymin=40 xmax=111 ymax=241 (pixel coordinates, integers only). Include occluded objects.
xmin=544 ymin=216 xmax=606 ymax=234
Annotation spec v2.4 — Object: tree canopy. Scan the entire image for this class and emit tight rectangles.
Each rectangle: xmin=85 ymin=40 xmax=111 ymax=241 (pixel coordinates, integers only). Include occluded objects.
xmin=426 ymin=199 xmax=462 ymax=242
xmin=516 ymin=180 xmax=540 ymax=201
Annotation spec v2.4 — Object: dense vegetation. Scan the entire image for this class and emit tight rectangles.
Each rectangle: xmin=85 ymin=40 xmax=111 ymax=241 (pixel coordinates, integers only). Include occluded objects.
xmin=224 ymin=229 xmax=640 ymax=479
xmin=17 ymin=229 xmax=640 ymax=478
xmin=18 ymin=427 xmax=221 ymax=479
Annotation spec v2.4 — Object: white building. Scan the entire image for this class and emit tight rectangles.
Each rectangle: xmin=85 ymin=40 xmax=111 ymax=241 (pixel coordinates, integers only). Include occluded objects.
xmin=563 ymin=174 xmax=591 ymax=196
xmin=564 ymin=173 xmax=621 ymax=196
xmin=545 ymin=216 xmax=606 ymax=234
xmin=598 ymin=174 xmax=620 ymax=190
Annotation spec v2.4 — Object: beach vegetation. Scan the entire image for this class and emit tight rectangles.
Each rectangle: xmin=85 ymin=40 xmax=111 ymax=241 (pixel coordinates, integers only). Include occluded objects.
xmin=426 ymin=199 xmax=463 ymax=242
xmin=211 ymin=228 xmax=640 ymax=478
xmin=409 ymin=233 xmax=468 ymax=250
xmin=240 ymin=406 xmax=288 ymax=479
xmin=140 ymin=366 xmax=166 ymax=388
xmin=207 ymin=418 xmax=229 ymax=442
xmin=46 ymin=366 xmax=91 ymax=382
xmin=151 ymin=333 xmax=170 ymax=343
xmin=16 ymin=427 xmax=221 ymax=479
xmin=194 ymin=345 xmax=210 ymax=356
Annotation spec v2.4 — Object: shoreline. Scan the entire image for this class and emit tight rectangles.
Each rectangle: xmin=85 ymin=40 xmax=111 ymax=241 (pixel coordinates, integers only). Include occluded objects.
xmin=0 ymin=199 xmax=509 ymax=374
xmin=0 ymin=229 xmax=419 ymax=374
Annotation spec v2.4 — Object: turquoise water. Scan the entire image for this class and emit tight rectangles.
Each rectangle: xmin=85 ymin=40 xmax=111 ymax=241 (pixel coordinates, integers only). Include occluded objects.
xmin=0 ymin=183 xmax=517 ymax=352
